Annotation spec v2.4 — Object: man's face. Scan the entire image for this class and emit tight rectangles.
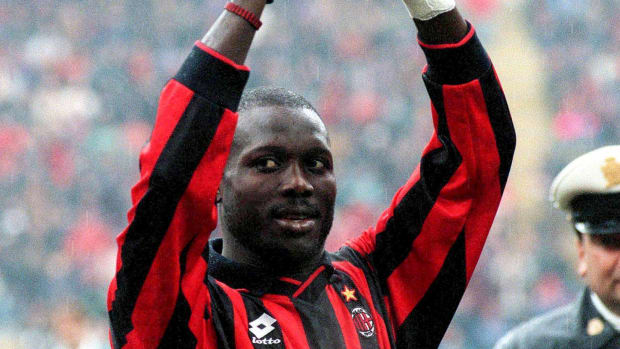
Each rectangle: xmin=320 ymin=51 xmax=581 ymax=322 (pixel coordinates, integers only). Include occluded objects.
xmin=577 ymin=233 xmax=620 ymax=313
xmin=218 ymin=105 xmax=336 ymax=268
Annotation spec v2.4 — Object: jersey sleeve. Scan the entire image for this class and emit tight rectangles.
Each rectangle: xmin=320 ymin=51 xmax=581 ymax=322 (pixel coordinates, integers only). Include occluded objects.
xmin=345 ymin=24 xmax=516 ymax=347
xmin=107 ymin=42 xmax=249 ymax=348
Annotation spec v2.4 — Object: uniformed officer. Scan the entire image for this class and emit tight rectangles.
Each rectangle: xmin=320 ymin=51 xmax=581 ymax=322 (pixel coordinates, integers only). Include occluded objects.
xmin=494 ymin=145 xmax=620 ymax=349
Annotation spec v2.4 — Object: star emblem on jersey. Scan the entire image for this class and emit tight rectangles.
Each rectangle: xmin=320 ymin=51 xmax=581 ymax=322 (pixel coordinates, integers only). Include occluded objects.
xmin=341 ymin=285 xmax=358 ymax=302
xmin=602 ymin=157 xmax=620 ymax=188
xmin=351 ymin=307 xmax=375 ymax=338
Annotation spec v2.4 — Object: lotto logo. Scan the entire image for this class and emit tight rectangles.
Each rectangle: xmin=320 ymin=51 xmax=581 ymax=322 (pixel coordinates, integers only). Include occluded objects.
xmin=249 ymin=313 xmax=282 ymax=345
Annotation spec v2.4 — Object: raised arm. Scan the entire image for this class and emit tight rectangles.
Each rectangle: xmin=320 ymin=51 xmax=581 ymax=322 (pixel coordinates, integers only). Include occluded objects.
xmin=341 ymin=1 xmax=516 ymax=347
xmin=202 ymin=0 xmax=267 ymax=64
xmin=107 ymin=1 xmax=268 ymax=347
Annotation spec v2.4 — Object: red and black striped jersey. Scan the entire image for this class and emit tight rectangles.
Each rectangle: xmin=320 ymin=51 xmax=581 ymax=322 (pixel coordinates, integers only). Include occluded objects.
xmin=108 ymin=24 xmax=516 ymax=349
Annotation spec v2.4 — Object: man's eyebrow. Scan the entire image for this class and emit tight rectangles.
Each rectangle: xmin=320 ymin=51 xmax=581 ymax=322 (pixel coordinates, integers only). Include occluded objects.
xmin=242 ymin=145 xmax=332 ymax=158
xmin=305 ymin=146 xmax=332 ymax=157
xmin=243 ymin=145 xmax=286 ymax=155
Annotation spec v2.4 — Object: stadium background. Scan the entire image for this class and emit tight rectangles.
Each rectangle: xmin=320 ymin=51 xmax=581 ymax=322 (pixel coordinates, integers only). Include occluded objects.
xmin=0 ymin=0 xmax=618 ymax=347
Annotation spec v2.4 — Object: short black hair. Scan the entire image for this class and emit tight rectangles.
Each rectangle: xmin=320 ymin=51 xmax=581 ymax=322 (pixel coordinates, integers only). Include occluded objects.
xmin=238 ymin=87 xmax=320 ymax=116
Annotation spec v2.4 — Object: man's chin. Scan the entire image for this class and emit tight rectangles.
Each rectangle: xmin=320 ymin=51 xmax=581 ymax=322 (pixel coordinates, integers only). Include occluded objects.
xmin=254 ymin=233 xmax=328 ymax=268
xmin=598 ymin=286 xmax=620 ymax=314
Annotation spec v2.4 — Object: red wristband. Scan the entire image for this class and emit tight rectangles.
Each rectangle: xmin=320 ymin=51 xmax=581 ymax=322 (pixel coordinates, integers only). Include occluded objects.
xmin=225 ymin=2 xmax=262 ymax=30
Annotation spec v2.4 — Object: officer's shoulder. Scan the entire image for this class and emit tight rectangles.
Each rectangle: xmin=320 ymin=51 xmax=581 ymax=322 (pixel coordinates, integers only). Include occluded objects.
xmin=494 ymin=303 xmax=578 ymax=349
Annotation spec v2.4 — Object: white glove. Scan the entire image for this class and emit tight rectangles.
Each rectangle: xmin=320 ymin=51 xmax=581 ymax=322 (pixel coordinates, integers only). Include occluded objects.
xmin=401 ymin=0 xmax=456 ymax=21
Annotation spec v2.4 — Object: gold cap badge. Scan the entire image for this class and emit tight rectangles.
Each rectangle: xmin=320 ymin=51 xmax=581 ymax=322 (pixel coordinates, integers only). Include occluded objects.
xmin=587 ymin=317 xmax=605 ymax=336
xmin=602 ymin=157 xmax=620 ymax=188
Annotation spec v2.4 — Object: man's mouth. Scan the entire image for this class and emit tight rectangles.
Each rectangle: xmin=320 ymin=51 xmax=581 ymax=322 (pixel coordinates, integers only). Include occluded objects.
xmin=273 ymin=217 xmax=316 ymax=234
xmin=272 ymin=207 xmax=319 ymax=234
xmin=278 ymin=213 xmax=314 ymax=220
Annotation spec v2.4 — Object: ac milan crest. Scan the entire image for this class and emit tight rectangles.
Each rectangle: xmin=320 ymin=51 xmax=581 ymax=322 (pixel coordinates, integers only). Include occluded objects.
xmin=351 ymin=307 xmax=375 ymax=338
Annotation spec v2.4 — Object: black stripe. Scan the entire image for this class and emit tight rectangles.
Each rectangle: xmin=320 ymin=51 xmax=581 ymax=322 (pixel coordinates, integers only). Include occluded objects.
xmin=150 ymin=96 xmax=225 ymax=192
xmin=207 ymin=277 xmax=237 ymax=349
xmin=243 ymin=297 xmax=285 ymax=349
xmin=419 ymin=26 xmax=492 ymax=85
xmin=371 ymin=81 xmax=462 ymax=286
xmin=395 ymin=230 xmax=466 ymax=349
xmin=174 ymin=46 xmax=249 ymax=111
xmin=293 ymin=292 xmax=347 ymax=349
xmin=478 ymin=69 xmax=516 ymax=192
xmin=110 ymin=96 xmax=225 ymax=347
xmin=158 ymin=242 xmax=198 ymax=348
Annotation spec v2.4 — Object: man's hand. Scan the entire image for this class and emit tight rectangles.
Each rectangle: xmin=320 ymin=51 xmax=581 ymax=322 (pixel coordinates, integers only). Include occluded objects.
xmin=401 ymin=0 xmax=456 ymax=21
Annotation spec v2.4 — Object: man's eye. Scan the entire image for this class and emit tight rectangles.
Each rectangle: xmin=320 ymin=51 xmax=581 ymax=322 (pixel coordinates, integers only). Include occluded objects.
xmin=256 ymin=158 xmax=279 ymax=170
xmin=264 ymin=159 xmax=278 ymax=168
xmin=309 ymin=159 xmax=326 ymax=170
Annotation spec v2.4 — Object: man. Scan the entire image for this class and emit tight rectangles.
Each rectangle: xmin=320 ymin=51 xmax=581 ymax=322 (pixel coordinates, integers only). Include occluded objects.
xmin=107 ymin=0 xmax=515 ymax=348
xmin=494 ymin=145 xmax=620 ymax=349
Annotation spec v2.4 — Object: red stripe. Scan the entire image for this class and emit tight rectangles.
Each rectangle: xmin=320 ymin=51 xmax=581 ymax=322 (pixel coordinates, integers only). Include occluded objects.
xmin=185 ymin=108 xmax=238 ymax=213
xmin=138 ymin=81 xmax=196 ymax=180
xmin=194 ymin=41 xmax=250 ymax=72
xmin=204 ymin=315 xmax=218 ymax=349
xmin=279 ymin=277 xmax=302 ymax=286
xmin=218 ymin=282 xmax=254 ymax=349
xmin=417 ymin=23 xmax=475 ymax=49
xmin=464 ymin=182 xmax=500 ymax=280
xmin=262 ymin=295 xmax=310 ymax=349
xmin=460 ymin=80 xmax=502 ymax=280
xmin=181 ymin=231 xmax=210 ymax=344
xmin=325 ymin=286 xmax=361 ymax=349
xmin=332 ymin=261 xmax=391 ymax=348
xmin=292 ymin=266 xmax=325 ymax=298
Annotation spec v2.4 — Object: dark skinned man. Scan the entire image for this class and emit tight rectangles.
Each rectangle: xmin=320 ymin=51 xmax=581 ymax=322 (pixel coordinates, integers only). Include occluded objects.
xmin=107 ymin=0 xmax=516 ymax=347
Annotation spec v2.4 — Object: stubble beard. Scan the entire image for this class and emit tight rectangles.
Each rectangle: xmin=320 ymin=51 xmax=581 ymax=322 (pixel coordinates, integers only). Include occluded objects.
xmin=221 ymin=201 xmax=334 ymax=274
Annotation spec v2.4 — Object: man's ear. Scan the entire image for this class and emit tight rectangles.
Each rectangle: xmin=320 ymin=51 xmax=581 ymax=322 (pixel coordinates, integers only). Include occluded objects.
xmin=576 ymin=236 xmax=587 ymax=278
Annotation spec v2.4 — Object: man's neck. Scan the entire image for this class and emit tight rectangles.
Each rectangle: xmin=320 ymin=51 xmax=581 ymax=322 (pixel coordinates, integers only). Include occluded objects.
xmin=590 ymin=291 xmax=620 ymax=330
xmin=220 ymin=235 xmax=323 ymax=279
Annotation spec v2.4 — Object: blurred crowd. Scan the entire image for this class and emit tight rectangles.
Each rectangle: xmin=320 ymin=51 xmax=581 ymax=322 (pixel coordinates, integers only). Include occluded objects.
xmin=0 ymin=0 xmax=617 ymax=348
xmin=527 ymin=0 xmax=619 ymax=172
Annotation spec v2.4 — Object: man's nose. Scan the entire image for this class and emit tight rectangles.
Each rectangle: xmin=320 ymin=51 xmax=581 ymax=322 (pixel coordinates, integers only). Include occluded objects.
xmin=280 ymin=162 xmax=313 ymax=197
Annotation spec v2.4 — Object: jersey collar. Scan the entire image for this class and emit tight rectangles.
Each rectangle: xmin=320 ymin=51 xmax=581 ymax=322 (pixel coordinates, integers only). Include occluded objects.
xmin=207 ymin=238 xmax=335 ymax=300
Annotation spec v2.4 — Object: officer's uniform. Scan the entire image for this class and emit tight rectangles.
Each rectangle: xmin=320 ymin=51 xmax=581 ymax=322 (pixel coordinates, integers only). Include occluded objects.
xmin=494 ymin=145 xmax=620 ymax=349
